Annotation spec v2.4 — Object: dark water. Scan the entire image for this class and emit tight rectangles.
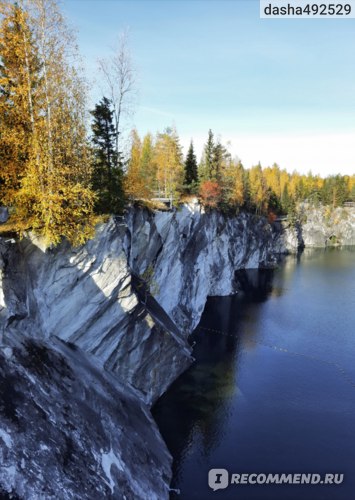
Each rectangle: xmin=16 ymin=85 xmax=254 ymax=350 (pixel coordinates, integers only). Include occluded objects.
xmin=153 ymin=247 xmax=355 ymax=500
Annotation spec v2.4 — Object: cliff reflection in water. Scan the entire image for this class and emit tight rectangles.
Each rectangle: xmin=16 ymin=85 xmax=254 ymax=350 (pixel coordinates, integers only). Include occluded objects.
xmin=153 ymin=267 xmax=278 ymax=488
xmin=153 ymin=248 xmax=355 ymax=500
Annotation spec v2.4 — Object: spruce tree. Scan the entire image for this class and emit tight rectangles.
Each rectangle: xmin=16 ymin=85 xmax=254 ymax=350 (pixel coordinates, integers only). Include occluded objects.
xmin=199 ymin=129 xmax=214 ymax=180
xmin=212 ymin=141 xmax=226 ymax=180
xmin=90 ymin=97 xmax=124 ymax=214
xmin=184 ymin=141 xmax=198 ymax=191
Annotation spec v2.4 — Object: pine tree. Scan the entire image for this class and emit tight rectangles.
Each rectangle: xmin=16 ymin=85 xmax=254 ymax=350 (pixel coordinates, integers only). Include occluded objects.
xmin=90 ymin=96 xmax=124 ymax=213
xmin=184 ymin=140 xmax=198 ymax=192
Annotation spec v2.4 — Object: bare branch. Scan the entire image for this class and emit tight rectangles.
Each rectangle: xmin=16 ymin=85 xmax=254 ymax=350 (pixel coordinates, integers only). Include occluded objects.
xmin=97 ymin=29 xmax=137 ymax=160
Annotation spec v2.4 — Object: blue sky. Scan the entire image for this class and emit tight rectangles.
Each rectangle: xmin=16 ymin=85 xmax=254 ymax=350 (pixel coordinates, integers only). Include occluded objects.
xmin=62 ymin=0 xmax=355 ymax=175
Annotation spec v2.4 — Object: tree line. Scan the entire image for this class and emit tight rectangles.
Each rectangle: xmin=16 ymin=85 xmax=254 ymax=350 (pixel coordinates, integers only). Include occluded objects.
xmin=1 ymin=0 xmax=354 ymax=247
xmin=123 ymin=126 xmax=355 ymax=215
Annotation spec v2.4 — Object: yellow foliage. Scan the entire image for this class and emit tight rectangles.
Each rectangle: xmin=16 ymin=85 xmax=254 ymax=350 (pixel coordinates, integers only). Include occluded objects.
xmin=154 ymin=129 xmax=184 ymax=198
xmin=263 ymin=164 xmax=281 ymax=198
xmin=124 ymin=129 xmax=151 ymax=199
xmin=223 ymin=163 xmax=244 ymax=206
xmin=249 ymin=165 xmax=268 ymax=213
xmin=0 ymin=0 xmax=96 ymax=247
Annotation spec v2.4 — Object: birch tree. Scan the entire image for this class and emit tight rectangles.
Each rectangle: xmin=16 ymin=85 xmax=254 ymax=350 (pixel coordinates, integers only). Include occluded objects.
xmin=0 ymin=0 xmax=96 ymax=245
xmin=98 ymin=31 xmax=136 ymax=163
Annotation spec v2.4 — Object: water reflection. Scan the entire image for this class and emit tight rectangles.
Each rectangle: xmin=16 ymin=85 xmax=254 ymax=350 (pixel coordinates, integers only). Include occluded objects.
xmin=234 ymin=268 xmax=275 ymax=301
xmin=154 ymin=297 xmax=240 ymax=470
xmin=153 ymin=248 xmax=355 ymax=500
xmin=153 ymin=269 xmax=278 ymax=494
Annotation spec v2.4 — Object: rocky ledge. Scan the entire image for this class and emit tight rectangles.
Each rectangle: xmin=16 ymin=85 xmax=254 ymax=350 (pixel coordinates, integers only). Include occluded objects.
xmin=0 ymin=332 xmax=171 ymax=499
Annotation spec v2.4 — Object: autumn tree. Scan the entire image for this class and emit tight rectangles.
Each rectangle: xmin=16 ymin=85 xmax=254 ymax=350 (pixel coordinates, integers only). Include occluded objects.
xmin=320 ymin=175 xmax=348 ymax=207
xmin=248 ymin=164 xmax=269 ymax=214
xmin=199 ymin=180 xmax=221 ymax=209
xmin=154 ymin=127 xmax=184 ymax=200
xmin=140 ymin=133 xmax=156 ymax=195
xmin=281 ymin=184 xmax=294 ymax=213
xmin=124 ymin=129 xmax=150 ymax=199
xmin=288 ymin=172 xmax=304 ymax=202
xmin=0 ymin=1 xmax=41 ymax=204
xmin=347 ymin=175 xmax=355 ymax=201
xmin=222 ymin=161 xmax=245 ymax=208
xmin=0 ymin=0 xmax=96 ymax=245
xmin=263 ymin=164 xmax=281 ymax=200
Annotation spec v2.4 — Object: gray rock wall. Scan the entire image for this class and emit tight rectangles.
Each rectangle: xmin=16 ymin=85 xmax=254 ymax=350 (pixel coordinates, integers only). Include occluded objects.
xmin=0 ymin=218 xmax=192 ymax=498
xmin=125 ymin=201 xmax=298 ymax=332
xmin=298 ymin=205 xmax=355 ymax=247
xmin=0 ymin=219 xmax=192 ymax=405
xmin=0 ymin=202 xmax=353 ymax=499
xmin=0 ymin=332 xmax=172 ymax=500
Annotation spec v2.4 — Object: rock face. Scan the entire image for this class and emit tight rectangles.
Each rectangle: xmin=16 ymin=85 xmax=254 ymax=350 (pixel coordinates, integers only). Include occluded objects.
xmin=0 ymin=219 xmax=192 ymax=405
xmin=0 ymin=332 xmax=171 ymax=500
xmin=0 ymin=220 xmax=192 ymax=498
xmin=0 ymin=202 xmax=354 ymax=499
xmin=125 ymin=201 xmax=299 ymax=332
xmin=0 ymin=207 xmax=9 ymax=224
xmin=298 ymin=205 xmax=355 ymax=248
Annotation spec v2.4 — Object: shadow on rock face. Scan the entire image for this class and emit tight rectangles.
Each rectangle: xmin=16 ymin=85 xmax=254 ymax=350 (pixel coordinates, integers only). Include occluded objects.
xmin=0 ymin=220 xmax=192 ymax=404
xmin=0 ymin=333 xmax=172 ymax=499
xmin=0 ymin=220 xmax=193 ymax=499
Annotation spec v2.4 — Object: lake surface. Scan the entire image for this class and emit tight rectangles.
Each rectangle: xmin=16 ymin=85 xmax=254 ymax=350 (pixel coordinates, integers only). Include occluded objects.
xmin=153 ymin=247 xmax=355 ymax=500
